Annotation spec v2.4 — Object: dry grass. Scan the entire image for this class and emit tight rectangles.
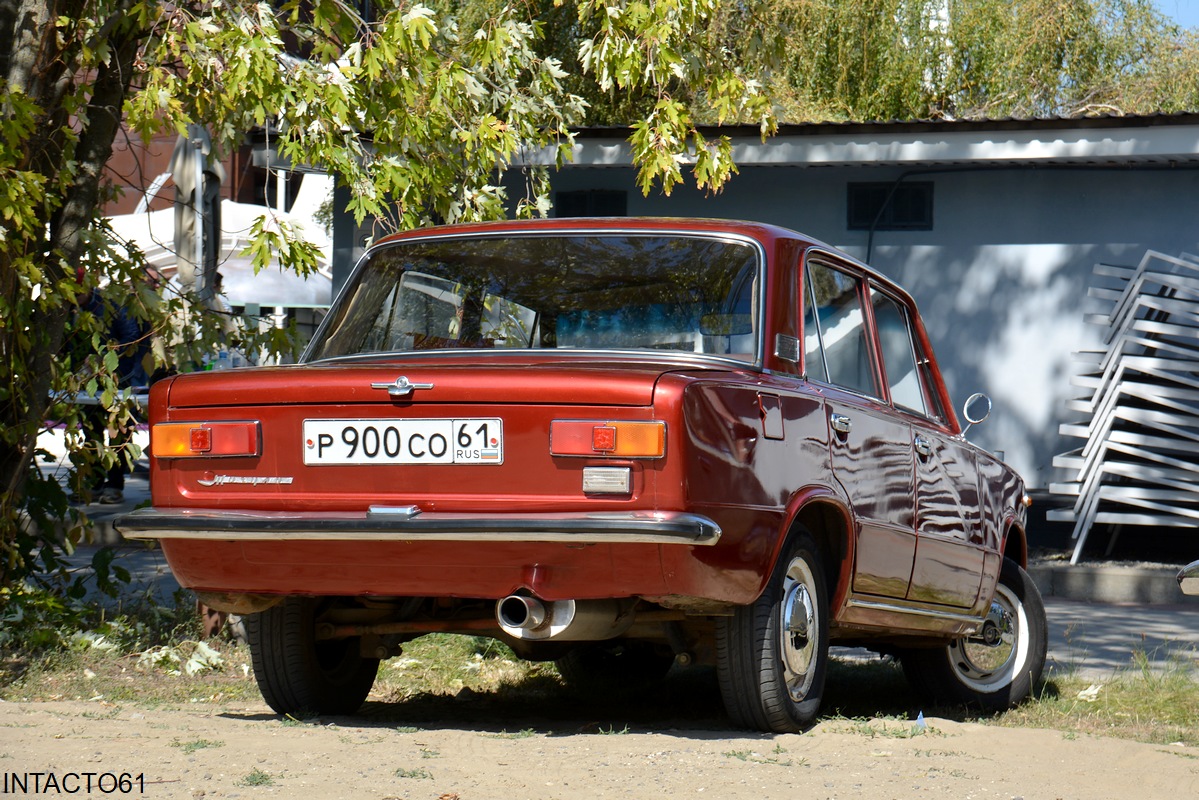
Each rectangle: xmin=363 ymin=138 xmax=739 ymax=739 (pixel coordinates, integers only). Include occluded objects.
xmin=996 ymin=654 xmax=1199 ymax=746
xmin=2 ymin=640 xmax=259 ymax=706
xmin=822 ymin=652 xmax=1199 ymax=747
xmin=370 ymin=633 xmax=560 ymax=702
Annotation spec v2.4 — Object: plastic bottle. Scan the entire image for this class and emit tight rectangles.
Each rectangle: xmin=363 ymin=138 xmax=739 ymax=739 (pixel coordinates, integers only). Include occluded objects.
xmin=214 ymin=349 xmax=229 ymax=370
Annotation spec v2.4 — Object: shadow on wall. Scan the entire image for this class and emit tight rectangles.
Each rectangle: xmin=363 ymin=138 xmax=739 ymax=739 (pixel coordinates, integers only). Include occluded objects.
xmin=865 ymin=243 xmax=1125 ymax=491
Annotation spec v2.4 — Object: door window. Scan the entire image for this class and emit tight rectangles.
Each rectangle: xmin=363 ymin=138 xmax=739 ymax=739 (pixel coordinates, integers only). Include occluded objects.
xmin=870 ymin=289 xmax=928 ymax=415
xmin=806 ymin=262 xmax=876 ymax=396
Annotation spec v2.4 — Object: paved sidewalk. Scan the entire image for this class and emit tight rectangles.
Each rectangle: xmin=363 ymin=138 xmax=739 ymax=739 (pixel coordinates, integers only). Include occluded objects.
xmin=1044 ymin=596 xmax=1199 ymax=678
xmin=35 ymin=425 xmax=151 ymax=546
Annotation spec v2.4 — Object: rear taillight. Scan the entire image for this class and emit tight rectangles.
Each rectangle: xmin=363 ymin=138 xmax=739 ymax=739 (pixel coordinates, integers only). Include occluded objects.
xmin=550 ymin=420 xmax=665 ymax=458
xmin=153 ymin=422 xmax=261 ymax=458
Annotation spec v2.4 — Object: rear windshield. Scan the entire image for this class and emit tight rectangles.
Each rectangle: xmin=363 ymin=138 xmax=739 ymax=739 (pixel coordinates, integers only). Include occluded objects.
xmin=306 ymin=233 xmax=762 ymax=362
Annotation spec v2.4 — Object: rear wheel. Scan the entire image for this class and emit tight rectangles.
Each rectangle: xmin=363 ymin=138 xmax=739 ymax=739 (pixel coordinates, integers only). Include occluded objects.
xmin=554 ymin=640 xmax=675 ymax=694
xmin=901 ymin=558 xmax=1047 ymax=711
xmin=716 ymin=533 xmax=829 ymax=732
xmin=246 ymin=596 xmax=379 ymax=716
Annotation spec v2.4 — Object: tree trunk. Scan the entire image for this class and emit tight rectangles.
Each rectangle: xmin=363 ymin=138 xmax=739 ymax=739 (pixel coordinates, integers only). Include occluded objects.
xmin=0 ymin=1 xmax=146 ymax=581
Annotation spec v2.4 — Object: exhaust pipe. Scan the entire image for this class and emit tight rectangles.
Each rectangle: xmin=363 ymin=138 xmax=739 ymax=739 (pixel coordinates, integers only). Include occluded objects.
xmin=496 ymin=596 xmax=635 ymax=641
xmin=497 ymin=595 xmax=547 ymax=631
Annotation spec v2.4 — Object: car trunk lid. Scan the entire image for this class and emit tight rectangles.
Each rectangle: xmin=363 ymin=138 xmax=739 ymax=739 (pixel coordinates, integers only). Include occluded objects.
xmin=163 ymin=360 xmax=665 ymax=408
xmin=150 ymin=358 xmax=708 ymax=513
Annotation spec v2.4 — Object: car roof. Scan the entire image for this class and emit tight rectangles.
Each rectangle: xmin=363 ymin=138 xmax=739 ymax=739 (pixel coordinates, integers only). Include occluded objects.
xmin=370 ymin=217 xmax=915 ymax=306
xmin=372 ymin=216 xmax=805 ymax=247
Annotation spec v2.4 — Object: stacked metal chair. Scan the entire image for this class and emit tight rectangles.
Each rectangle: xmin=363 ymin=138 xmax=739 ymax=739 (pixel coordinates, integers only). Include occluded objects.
xmin=1049 ymin=251 xmax=1199 ymax=563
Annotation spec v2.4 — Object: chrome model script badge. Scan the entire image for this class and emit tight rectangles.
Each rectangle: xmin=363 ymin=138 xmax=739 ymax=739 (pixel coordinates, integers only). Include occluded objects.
xmin=197 ymin=474 xmax=295 ymax=487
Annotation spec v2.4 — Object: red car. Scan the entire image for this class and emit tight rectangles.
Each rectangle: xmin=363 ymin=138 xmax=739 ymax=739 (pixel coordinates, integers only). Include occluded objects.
xmin=120 ymin=218 xmax=1046 ymax=732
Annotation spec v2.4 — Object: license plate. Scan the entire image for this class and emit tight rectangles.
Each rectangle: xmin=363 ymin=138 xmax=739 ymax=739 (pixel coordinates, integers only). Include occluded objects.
xmin=303 ymin=418 xmax=503 ymax=465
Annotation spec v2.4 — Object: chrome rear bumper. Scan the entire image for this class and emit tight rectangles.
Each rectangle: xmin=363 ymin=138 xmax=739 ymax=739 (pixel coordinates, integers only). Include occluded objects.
xmin=116 ymin=507 xmax=721 ymax=546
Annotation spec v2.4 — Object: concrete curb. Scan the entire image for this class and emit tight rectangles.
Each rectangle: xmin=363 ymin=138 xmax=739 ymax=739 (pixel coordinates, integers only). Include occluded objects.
xmin=1028 ymin=562 xmax=1197 ymax=606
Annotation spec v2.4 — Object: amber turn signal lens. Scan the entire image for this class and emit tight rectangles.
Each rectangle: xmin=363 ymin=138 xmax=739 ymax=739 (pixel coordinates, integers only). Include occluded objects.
xmin=153 ymin=421 xmax=261 ymax=458
xmin=550 ymin=420 xmax=665 ymax=458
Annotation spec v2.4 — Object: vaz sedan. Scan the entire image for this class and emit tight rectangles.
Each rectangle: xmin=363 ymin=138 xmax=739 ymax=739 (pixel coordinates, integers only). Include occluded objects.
xmin=119 ymin=218 xmax=1046 ymax=732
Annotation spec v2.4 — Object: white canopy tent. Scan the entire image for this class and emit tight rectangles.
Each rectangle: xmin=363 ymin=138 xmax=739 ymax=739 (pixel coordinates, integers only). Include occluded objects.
xmin=107 ymin=174 xmax=335 ymax=309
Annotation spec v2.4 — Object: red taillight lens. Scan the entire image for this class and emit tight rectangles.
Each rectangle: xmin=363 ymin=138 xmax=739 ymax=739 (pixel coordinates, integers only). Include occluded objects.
xmin=153 ymin=422 xmax=260 ymax=458
xmin=190 ymin=428 xmax=212 ymax=452
xmin=550 ymin=420 xmax=665 ymax=458
xmin=592 ymin=426 xmax=617 ymax=452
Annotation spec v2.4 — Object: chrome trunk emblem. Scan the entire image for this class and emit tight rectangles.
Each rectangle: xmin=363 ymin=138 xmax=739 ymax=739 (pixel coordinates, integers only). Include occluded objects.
xmin=370 ymin=375 xmax=434 ymax=397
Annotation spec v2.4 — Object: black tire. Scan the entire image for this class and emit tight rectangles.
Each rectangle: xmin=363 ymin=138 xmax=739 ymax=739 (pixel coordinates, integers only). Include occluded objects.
xmin=716 ymin=533 xmax=829 ymax=732
xmin=554 ymin=640 xmax=675 ymax=694
xmin=901 ymin=557 xmax=1047 ymax=711
xmin=246 ymin=596 xmax=379 ymax=716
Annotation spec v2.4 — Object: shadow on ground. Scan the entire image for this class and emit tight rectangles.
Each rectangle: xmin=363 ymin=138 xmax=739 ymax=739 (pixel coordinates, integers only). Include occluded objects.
xmin=218 ymin=657 xmax=1048 ymax=737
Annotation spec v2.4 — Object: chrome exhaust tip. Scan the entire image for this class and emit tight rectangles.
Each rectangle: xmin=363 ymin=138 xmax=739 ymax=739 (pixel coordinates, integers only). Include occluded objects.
xmin=496 ymin=595 xmax=547 ymax=631
xmin=495 ymin=596 xmax=636 ymax=641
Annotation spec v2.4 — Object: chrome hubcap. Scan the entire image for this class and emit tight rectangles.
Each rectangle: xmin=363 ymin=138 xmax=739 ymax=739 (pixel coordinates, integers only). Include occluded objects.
xmin=779 ymin=558 xmax=818 ymax=702
xmin=949 ymin=584 xmax=1022 ymax=687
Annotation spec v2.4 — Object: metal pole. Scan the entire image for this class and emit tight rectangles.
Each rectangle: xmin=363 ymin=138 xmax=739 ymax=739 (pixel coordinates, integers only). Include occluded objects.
xmin=191 ymin=125 xmax=206 ymax=301
xmin=276 ymin=165 xmax=286 ymax=213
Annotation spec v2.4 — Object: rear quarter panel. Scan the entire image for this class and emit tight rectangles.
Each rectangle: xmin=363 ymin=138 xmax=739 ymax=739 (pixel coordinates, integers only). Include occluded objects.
xmin=662 ymin=374 xmax=832 ymax=604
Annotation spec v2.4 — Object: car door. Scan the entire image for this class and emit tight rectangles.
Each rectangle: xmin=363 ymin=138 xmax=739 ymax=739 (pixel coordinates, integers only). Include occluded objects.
xmin=805 ymin=260 xmax=917 ymax=600
xmin=868 ymin=286 xmax=985 ymax=608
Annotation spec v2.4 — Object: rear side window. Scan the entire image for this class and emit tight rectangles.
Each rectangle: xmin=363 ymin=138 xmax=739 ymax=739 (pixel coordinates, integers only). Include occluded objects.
xmin=806 ymin=262 xmax=876 ymax=396
xmin=871 ymin=288 xmax=927 ymax=415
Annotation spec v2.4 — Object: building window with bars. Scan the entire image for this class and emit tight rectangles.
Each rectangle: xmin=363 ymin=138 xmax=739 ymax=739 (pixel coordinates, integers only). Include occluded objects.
xmin=847 ymin=181 xmax=933 ymax=231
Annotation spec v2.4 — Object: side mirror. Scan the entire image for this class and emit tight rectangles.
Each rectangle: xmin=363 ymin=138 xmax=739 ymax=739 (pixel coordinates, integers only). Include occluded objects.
xmin=961 ymin=392 xmax=991 ymax=437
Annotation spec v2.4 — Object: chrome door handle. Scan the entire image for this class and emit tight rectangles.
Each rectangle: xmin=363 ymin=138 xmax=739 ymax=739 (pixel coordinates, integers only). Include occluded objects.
xmin=830 ymin=414 xmax=852 ymax=435
xmin=914 ymin=434 xmax=932 ymax=457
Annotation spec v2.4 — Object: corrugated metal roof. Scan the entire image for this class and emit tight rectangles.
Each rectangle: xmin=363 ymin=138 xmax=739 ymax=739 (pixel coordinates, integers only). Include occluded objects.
xmin=574 ymin=111 xmax=1199 ymax=138
xmin=540 ymin=112 xmax=1199 ymax=169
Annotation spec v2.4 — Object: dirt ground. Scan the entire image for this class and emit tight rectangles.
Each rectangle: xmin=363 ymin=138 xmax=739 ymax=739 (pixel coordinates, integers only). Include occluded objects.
xmin=2 ymin=696 xmax=1196 ymax=800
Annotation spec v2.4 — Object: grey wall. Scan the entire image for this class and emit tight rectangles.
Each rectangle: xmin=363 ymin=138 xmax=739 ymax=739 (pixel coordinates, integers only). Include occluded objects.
xmin=529 ymin=164 xmax=1199 ymax=489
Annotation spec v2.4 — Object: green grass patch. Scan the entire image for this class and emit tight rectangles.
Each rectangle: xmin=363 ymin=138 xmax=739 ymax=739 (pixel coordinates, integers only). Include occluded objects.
xmin=235 ymin=768 xmax=275 ymax=787
xmin=485 ymin=728 xmax=537 ymax=740
xmin=170 ymin=738 xmax=224 ymax=755
xmin=722 ymin=745 xmax=803 ymax=767
xmin=825 ymin=715 xmax=939 ymax=739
